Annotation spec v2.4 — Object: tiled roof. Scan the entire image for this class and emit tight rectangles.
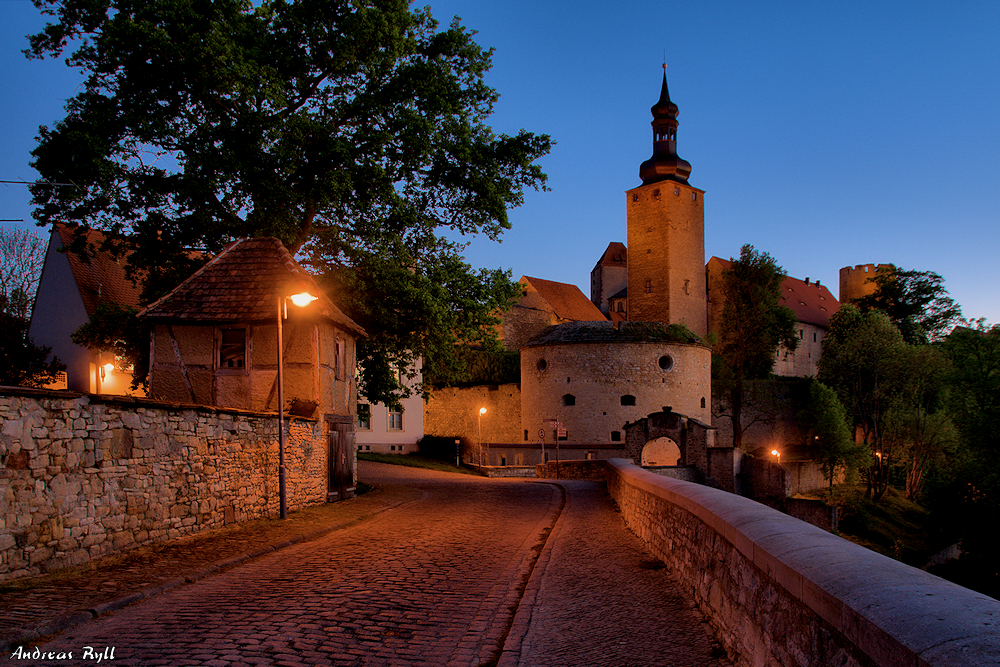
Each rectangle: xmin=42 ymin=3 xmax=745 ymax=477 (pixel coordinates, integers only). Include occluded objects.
xmin=54 ymin=224 xmax=142 ymax=316
xmin=593 ymin=242 xmax=627 ymax=270
xmin=138 ymin=237 xmax=365 ymax=335
xmin=709 ymin=257 xmax=839 ymax=328
xmin=524 ymin=320 xmax=702 ymax=347
xmin=521 ymin=276 xmax=606 ymax=322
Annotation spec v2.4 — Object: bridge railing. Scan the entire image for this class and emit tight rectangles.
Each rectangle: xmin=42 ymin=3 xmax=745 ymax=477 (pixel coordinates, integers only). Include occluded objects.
xmin=606 ymin=458 xmax=1000 ymax=667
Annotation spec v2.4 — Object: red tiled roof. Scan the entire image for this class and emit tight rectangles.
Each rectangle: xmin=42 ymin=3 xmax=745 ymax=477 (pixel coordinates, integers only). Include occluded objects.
xmin=593 ymin=242 xmax=627 ymax=270
xmin=138 ymin=237 xmax=365 ymax=335
xmin=707 ymin=257 xmax=839 ymax=328
xmin=54 ymin=224 xmax=142 ymax=316
xmin=521 ymin=276 xmax=606 ymax=322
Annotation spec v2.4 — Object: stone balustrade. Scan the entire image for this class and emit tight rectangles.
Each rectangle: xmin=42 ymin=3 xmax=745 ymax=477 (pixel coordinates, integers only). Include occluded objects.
xmin=606 ymin=458 xmax=1000 ymax=667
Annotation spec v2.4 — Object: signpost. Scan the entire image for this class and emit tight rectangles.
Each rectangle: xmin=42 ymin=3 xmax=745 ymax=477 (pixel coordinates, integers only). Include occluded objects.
xmin=543 ymin=419 xmax=562 ymax=479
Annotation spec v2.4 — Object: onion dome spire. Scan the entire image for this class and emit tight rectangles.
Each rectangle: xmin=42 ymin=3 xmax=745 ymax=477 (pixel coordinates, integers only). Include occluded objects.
xmin=639 ymin=66 xmax=692 ymax=185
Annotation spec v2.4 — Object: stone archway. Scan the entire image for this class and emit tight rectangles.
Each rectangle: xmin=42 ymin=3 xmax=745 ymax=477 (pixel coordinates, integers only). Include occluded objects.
xmin=641 ymin=437 xmax=681 ymax=467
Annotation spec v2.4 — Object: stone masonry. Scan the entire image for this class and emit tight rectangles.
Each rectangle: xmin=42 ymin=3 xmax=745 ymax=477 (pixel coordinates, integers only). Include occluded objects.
xmin=0 ymin=387 xmax=331 ymax=581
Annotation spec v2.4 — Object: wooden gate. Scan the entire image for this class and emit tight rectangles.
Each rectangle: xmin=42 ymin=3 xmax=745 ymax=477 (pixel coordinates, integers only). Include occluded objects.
xmin=327 ymin=417 xmax=356 ymax=502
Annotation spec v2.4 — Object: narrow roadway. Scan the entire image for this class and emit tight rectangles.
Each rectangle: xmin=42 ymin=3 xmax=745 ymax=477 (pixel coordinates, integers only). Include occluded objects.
xmin=32 ymin=463 xmax=730 ymax=666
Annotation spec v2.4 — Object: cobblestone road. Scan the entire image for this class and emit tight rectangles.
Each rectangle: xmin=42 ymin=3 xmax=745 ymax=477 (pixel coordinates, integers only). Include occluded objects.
xmin=26 ymin=463 xmax=731 ymax=666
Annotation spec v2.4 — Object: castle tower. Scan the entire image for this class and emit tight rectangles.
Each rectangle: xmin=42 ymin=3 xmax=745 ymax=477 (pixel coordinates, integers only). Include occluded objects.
xmin=626 ymin=69 xmax=707 ymax=336
xmin=839 ymin=263 xmax=892 ymax=305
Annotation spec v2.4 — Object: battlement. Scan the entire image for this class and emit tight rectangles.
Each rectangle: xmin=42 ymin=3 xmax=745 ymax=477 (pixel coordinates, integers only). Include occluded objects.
xmin=839 ymin=263 xmax=892 ymax=304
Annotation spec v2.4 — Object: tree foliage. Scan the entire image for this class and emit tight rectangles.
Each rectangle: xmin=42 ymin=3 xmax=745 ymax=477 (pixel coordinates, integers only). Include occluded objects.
xmin=25 ymin=0 xmax=551 ymax=405
xmin=713 ymin=245 xmax=799 ymax=449
xmin=71 ymin=302 xmax=148 ymax=391
xmin=802 ymin=380 xmax=866 ymax=491
xmin=0 ymin=227 xmax=46 ymax=319
xmin=818 ymin=305 xmax=907 ymax=500
xmin=852 ymin=265 xmax=961 ymax=344
xmin=0 ymin=289 xmax=66 ymax=388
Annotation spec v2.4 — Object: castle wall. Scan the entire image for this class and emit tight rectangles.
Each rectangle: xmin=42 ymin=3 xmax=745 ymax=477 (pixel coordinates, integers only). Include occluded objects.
xmin=626 ymin=181 xmax=707 ymax=336
xmin=773 ymin=322 xmax=826 ymax=377
xmin=520 ymin=341 xmax=711 ymax=446
xmin=422 ymin=383 xmax=523 ymax=449
xmin=0 ymin=388 xmax=332 ymax=582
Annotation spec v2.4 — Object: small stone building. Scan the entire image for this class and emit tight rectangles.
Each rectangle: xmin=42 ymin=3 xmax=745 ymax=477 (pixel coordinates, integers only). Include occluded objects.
xmin=138 ymin=237 xmax=365 ymax=420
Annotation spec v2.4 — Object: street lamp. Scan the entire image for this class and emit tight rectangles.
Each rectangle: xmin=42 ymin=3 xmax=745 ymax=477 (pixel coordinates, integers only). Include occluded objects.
xmin=277 ymin=282 xmax=319 ymax=519
xmin=771 ymin=449 xmax=781 ymax=465
xmin=478 ymin=407 xmax=487 ymax=467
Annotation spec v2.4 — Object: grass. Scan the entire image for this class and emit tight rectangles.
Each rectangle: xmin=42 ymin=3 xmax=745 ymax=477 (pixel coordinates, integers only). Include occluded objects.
xmin=358 ymin=451 xmax=483 ymax=476
xmin=820 ymin=484 xmax=944 ymax=566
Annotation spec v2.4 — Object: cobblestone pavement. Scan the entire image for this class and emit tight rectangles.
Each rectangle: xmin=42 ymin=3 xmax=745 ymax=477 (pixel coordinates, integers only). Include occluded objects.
xmin=10 ymin=463 xmax=732 ymax=666
xmin=499 ymin=480 xmax=730 ymax=667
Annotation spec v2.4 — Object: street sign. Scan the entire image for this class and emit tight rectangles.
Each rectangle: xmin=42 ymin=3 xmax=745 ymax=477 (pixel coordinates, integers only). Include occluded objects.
xmin=538 ymin=429 xmax=545 ymax=440
xmin=557 ymin=427 xmax=567 ymax=438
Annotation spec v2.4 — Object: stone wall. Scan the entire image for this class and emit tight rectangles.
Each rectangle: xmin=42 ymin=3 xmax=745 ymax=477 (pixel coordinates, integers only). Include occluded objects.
xmin=535 ymin=459 xmax=608 ymax=481
xmin=521 ymin=340 xmax=711 ymax=446
xmin=422 ymin=383 xmax=522 ymax=445
xmin=607 ymin=458 xmax=1000 ymax=667
xmin=0 ymin=388 xmax=332 ymax=582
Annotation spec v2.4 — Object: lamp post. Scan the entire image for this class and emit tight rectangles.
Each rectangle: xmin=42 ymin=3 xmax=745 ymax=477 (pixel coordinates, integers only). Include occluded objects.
xmin=771 ymin=448 xmax=781 ymax=465
xmin=277 ymin=283 xmax=319 ymax=519
xmin=478 ymin=407 xmax=487 ymax=467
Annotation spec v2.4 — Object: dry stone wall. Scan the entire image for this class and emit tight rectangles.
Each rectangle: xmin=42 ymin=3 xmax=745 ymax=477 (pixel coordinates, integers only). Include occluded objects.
xmin=607 ymin=458 xmax=1000 ymax=667
xmin=0 ymin=388 xmax=329 ymax=581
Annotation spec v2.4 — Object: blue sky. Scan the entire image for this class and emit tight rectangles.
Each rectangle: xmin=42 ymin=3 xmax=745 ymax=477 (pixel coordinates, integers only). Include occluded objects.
xmin=3 ymin=0 xmax=998 ymax=323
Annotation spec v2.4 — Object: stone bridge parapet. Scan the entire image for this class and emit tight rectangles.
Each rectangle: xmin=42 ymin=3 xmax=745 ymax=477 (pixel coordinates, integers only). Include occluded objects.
xmin=606 ymin=458 xmax=999 ymax=667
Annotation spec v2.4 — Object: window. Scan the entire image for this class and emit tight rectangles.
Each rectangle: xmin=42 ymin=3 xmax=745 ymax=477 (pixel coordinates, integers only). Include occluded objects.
xmin=524 ymin=430 xmax=529 ymax=441
xmin=701 ymin=397 xmax=706 ymax=409
xmin=658 ymin=355 xmax=674 ymax=371
xmin=611 ymin=431 xmax=621 ymax=442
xmin=799 ymin=329 xmax=804 ymax=340
xmin=536 ymin=358 xmax=547 ymax=371
xmin=621 ymin=394 xmax=636 ymax=406
xmin=357 ymin=403 xmax=371 ymax=430
xmin=645 ymin=279 xmax=652 ymax=294
xmin=335 ymin=340 xmax=345 ymax=380
xmin=561 ymin=394 xmax=576 ymax=407
xmin=388 ymin=408 xmax=403 ymax=430
xmin=219 ymin=328 xmax=246 ymax=370
xmin=813 ymin=332 xmax=817 ymax=342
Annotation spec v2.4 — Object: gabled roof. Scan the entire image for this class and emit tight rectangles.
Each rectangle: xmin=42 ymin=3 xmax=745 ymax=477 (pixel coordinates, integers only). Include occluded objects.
xmin=53 ymin=224 xmax=142 ymax=315
xmin=520 ymin=276 xmax=606 ymax=322
xmin=593 ymin=242 xmax=627 ymax=271
xmin=138 ymin=237 xmax=365 ymax=336
xmin=708 ymin=257 xmax=839 ymax=328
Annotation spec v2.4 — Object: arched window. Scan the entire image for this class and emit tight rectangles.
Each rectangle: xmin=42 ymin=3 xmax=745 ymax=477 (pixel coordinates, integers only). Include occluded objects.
xmin=620 ymin=395 xmax=636 ymax=406
xmin=561 ymin=394 xmax=576 ymax=407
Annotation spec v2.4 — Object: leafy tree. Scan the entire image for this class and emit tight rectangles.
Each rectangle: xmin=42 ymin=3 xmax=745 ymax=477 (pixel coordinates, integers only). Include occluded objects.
xmin=818 ymin=305 xmax=908 ymax=500
xmin=71 ymin=302 xmax=148 ymax=391
xmin=852 ymin=265 xmax=961 ymax=344
xmin=886 ymin=344 xmax=956 ymax=501
xmin=802 ymin=380 xmax=866 ymax=492
xmin=713 ymin=245 xmax=799 ymax=449
xmin=0 ymin=288 xmax=66 ymax=388
xmin=25 ymin=0 xmax=551 ymax=406
xmin=934 ymin=320 xmax=1000 ymax=593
